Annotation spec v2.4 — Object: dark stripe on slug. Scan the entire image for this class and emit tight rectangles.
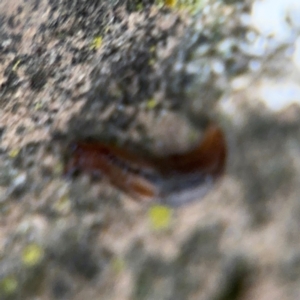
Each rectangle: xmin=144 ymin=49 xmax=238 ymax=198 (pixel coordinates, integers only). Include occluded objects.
xmin=64 ymin=123 xmax=227 ymax=206
xmin=155 ymin=124 xmax=226 ymax=176
xmin=154 ymin=124 xmax=226 ymax=206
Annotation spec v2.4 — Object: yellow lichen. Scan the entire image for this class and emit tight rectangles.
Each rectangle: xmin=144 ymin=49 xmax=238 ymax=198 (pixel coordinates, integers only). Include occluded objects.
xmin=148 ymin=58 xmax=155 ymax=66
xmin=53 ymin=162 xmax=64 ymax=176
xmin=22 ymin=244 xmax=44 ymax=267
xmin=111 ymin=257 xmax=126 ymax=274
xmin=146 ymin=98 xmax=158 ymax=109
xmin=156 ymin=0 xmax=205 ymax=14
xmin=8 ymin=149 xmax=20 ymax=158
xmin=34 ymin=101 xmax=43 ymax=110
xmin=0 ymin=276 xmax=18 ymax=295
xmin=177 ymin=0 xmax=206 ymax=14
xmin=149 ymin=46 xmax=156 ymax=53
xmin=53 ymin=193 xmax=71 ymax=214
xmin=12 ymin=60 xmax=21 ymax=72
xmin=90 ymin=36 xmax=103 ymax=50
xmin=165 ymin=0 xmax=177 ymax=8
xmin=149 ymin=205 xmax=172 ymax=230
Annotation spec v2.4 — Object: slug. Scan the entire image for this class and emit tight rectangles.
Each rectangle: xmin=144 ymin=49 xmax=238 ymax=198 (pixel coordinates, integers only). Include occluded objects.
xmin=64 ymin=123 xmax=226 ymax=206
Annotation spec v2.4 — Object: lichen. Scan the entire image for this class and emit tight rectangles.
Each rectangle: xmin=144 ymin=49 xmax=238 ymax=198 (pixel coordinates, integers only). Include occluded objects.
xmin=0 ymin=276 xmax=18 ymax=295
xmin=146 ymin=98 xmax=158 ymax=109
xmin=112 ymin=257 xmax=126 ymax=274
xmin=22 ymin=244 xmax=44 ymax=267
xmin=8 ymin=149 xmax=20 ymax=158
xmin=90 ymin=36 xmax=103 ymax=50
xmin=149 ymin=205 xmax=172 ymax=230
xmin=156 ymin=0 xmax=207 ymax=14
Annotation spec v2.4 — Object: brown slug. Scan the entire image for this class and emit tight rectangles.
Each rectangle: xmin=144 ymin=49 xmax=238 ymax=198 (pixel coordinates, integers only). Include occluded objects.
xmin=64 ymin=123 xmax=226 ymax=206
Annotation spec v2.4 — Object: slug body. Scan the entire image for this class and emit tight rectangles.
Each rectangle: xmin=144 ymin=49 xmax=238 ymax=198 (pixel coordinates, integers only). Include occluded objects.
xmin=64 ymin=124 xmax=226 ymax=206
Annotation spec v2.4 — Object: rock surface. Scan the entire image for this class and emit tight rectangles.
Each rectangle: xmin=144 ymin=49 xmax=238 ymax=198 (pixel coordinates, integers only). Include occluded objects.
xmin=0 ymin=0 xmax=300 ymax=299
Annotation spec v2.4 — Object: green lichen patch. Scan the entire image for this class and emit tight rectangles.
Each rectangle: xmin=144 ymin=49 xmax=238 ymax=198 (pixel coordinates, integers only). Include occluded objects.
xmin=22 ymin=244 xmax=44 ymax=267
xmin=0 ymin=276 xmax=18 ymax=295
xmin=149 ymin=205 xmax=173 ymax=230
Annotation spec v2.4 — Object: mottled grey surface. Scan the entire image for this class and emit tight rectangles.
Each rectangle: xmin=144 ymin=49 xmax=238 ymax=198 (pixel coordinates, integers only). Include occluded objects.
xmin=0 ymin=0 xmax=300 ymax=299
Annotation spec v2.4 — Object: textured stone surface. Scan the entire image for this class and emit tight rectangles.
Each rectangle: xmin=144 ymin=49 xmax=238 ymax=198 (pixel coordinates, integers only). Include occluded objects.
xmin=0 ymin=0 xmax=300 ymax=299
